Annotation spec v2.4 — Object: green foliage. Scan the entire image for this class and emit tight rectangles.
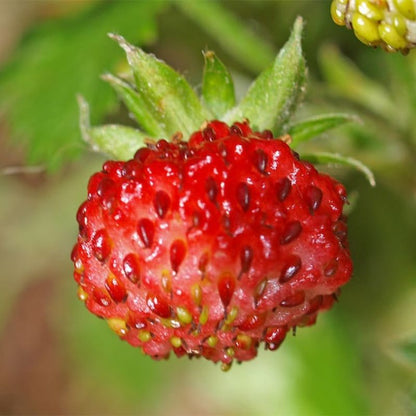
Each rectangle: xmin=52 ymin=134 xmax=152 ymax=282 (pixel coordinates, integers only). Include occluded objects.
xmin=225 ymin=17 xmax=306 ymax=133
xmin=2 ymin=2 xmax=416 ymax=415
xmin=0 ymin=1 xmax=166 ymax=170
xmin=202 ymin=51 xmax=236 ymax=118
xmin=319 ymin=44 xmax=395 ymax=120
xmin=173 ymin=0 xmax=275 ymax=73
xmin=302 ymin=151 xmax=376 ymax=186
xmin=289 ymin=113 xmax=358 ymax=148
xmin=78 ymin=96 xmax=148 ymax=161
xmin=102 ymin=73 xmax=167 ymax=138
xmin=110 ymin=33 xmax=212 ymax=139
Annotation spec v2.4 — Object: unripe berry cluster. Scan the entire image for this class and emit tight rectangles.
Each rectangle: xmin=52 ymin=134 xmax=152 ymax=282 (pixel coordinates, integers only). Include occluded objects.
xmin=331 ymin=0 xmax=416 ymax=53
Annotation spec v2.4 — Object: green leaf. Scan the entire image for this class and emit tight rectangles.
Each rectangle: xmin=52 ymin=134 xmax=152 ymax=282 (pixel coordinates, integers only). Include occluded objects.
xmin=173 ymin=0 xmax=275 ymax=73
xmin=302 ymin=151 xmax=376 ymax=187
xmin=102 ymin=73 xmax=166 ymax=137
xmin=289 ymin=113 xmax=359 ymax=148
xmin=78 ymin=95 xmax=147 ymax=160
xmin=224 ymin=17 xmax=306 ymax=133
xmin=202 ymin=51 xmax=236 ymax=118
xmin=0 ymin=1 xmax=165 ymax=171
xmin=319 ymin=44 xmax=396 ymax=121
xmin=111 ymin=34 xmax=212 ymax=138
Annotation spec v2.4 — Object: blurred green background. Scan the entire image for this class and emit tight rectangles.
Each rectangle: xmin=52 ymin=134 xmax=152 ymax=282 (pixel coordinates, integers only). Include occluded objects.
xmin=0 ymin=1 xmax=415 ymax=415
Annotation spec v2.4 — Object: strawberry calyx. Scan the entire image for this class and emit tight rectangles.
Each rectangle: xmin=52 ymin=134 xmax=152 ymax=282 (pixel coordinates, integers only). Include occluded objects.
xmin=79 ymin=17 xmax=374 ymax=185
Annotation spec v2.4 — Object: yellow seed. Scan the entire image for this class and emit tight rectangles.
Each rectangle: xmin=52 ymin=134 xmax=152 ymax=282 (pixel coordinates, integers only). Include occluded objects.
xmin=199 ymin=305 xmax=209 ymax=325
xmin=170 ymin=336 xmax=182 ymax=348
xmin=352 ymin=12 xmax=381 ymax=44
xmin=74 ymin=259 xmax=84 ymax=273
xmin=357 ymin=0 xmax=385 ymax=21
xmin=138 ymin=330 xmax=151 ymax=343
xmin=379 ymin=22 xmax=408 ymax=49
xmin=394 ymin=0 xmax=416 ymax=20
xmin=176 ymin=306 xmax=193 ymax=325
xmin=236 ymin=334 xmax=252 ymax=349
xmin=191 ymin=283 xmax=202 ymax=305
xmin=161 ymin=271 xmax=172 ymax=293
xmin=224 ymin=306 xmax=239 ymax=325
xmin=221 ymin=362 xmax=232 ymax=372
xmin=107 ymin=318 xmax=128 ymax=336
xmin=226 ymin=347 xmax=235 ymax=357
xmin=77 ymin=286 xmax=88 ymax=301
xmin=161 ymin=318 xmax=181 ymax=328
xmin=331 ymin=0 xmax=346 ymax=26
xmin=207 ymin=335 xmax=218 ymax=348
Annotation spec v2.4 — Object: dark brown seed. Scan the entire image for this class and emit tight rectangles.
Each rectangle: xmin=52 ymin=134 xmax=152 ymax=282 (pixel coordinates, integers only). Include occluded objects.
xmin=198 ymin=253 xmax=209 ymax=273
xmin=333 ymin=220 xmax=348 ymax=241
xmin=324 ymin=258 xmax=338 ymax=277
xmin=280 ymin=221 xmax=302 ymax=245
xmin=202 ymin=126 xmax=216 ymax=141
xmin=280 ymin=255 xmax=301 ymax=283
xmin=154 ymin=190 xmax=171 ymax=218
xmin=254 ymin=279 xmax=267 ymax=304
xmin=105 ymin=275 xmax=127 ymax=303
xmin=92 ymin=229 xmax=112 ymax=261
xmin=238 ymin=313 xmax=266 ymax=331
xmin=280 ymin=292 xmax=305 ymax=307
xmin=254 ymin=149 xmax=268 ymax=174
xmin=276 ymin=177 xmax=291 ymax=202
xmin=237 ymin=182 xmax=250 ymax=212
xmin=93 ymin=288 xmax=111 ymax=307
xmin=170 ymin=239 xmax=187 ymax=273
xmin=146 ymin=293 xmax=171 ymax=318
xmin=240 ymin=245 xmax=254 ymax=274
xmin=137 ymin=218 xmax=155 ymax=248
xmin=305 ymin=185 xmax=323 ymax=214
xmin=123 ymin=253 xmax=140 ymax=284
xmin=264 ymin=326 xmax=287 ymax=350
xmin=206 ymin=177 xmax=218 ymax=203
xmin=230 ymin=124 xmax=243 ymax=135
xmin=218 ymin=273 xmax=236 ymax=307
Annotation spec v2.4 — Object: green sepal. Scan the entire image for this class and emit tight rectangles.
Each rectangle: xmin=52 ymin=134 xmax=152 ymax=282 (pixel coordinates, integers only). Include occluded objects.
xmin=288 ymin=113 xmax=359 ymax=148
xmin=302 ymin=151 xmax=376 ymax=187
xmin=110 ymin=33 xmax=212 ymax=138
xmin=202 ymin=51 xmax=236 ymax=118
xmin=224 ymin=17 xmax=306 ymax=133
xmin=78 ymin=95 xmax=148 ymax=160
xmin=102 ymin=73 xmax=166 ymax=137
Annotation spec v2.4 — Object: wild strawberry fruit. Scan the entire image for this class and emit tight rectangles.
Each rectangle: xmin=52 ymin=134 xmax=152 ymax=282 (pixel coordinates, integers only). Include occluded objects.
xmin=331 ymin=0 xmax=416 ymax=53
xmin=72 ymin=18 xmax=371 ymax=369
xmin=71 ymin=120 xmax=352 ymax=369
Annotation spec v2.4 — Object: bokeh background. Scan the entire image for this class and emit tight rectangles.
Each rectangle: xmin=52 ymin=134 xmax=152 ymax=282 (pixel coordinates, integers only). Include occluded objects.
xmin=1 ymin=1 xmax=415 ymax=415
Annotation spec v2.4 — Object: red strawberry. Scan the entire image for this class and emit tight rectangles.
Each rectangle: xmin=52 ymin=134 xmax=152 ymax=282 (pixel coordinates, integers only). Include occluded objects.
xmin=71 ymin=120 xmax=352 ymax=369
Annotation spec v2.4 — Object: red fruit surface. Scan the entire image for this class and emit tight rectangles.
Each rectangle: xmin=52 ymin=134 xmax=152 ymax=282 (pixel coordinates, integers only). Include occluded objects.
xmin=71 ymin=120 xmax=352 ymax=368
